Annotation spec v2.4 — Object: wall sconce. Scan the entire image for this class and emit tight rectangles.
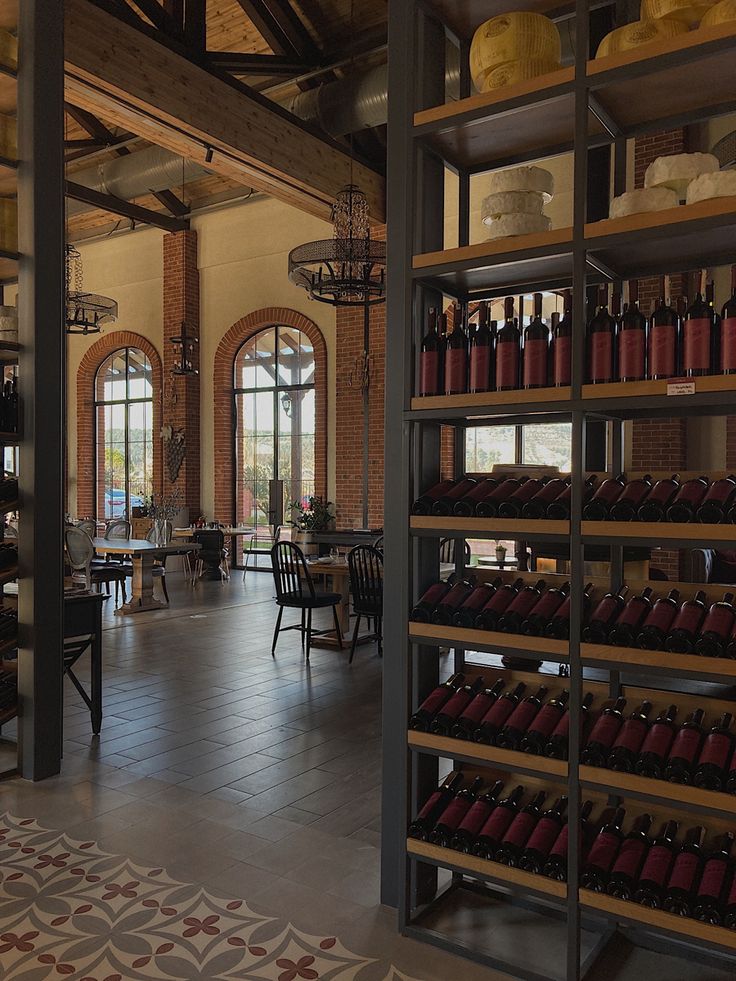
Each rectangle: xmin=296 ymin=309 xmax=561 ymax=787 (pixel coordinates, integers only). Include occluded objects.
xmin=170 ymin=321 xmax=199 ymax=376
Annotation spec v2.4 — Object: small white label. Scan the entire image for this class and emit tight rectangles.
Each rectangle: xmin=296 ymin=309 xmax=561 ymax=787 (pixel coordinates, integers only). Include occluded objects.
xmin=667 ymin=380 xmax=695 ymax=396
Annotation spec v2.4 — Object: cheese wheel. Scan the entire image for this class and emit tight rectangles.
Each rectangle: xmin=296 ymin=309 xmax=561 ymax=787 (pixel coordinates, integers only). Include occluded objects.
xmin=484 ymin=212 xmax=552 ymax=239
xmin=470 ymin=12 xmax=561 ymax=91
xmin=481 ymin=191 xmax=545 ymax=223
xmin=0 ymin=198 xmax=17 ymax=253
xmin=0 ymin=30 xmax=16 ymax=71
xmin=644 ymin=152 xmax=720 ymax=196
xmin=595 ymin=18 xmax=689 ymax=58
xmin=475 ymin=58 xmax=561 ymax=92
xmin=0 ymin=114 xmax=16 ymax=160
xmin=609 ymin=187 xmax=679 ymax=219
xmin=686 ymin=169 xmax=736 ymax=204
xmin=640 ymin=0 xmax=717 ymax=24
xmin=701 ymin=0 xmax=736 ymax=25
xmin=487 ymin=165 xmax=554 ymax=202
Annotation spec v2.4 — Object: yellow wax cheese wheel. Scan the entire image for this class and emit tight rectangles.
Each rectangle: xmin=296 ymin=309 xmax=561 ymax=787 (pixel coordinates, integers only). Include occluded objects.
xmin=0 ymin=198 xmax=17 ymax=253
xmin=484 ymin=212 xmax=552 ymax=240
xmin=0 ymin=114 xmax=16 ymax=160
xmin=701 ymin=0 xmax=736 ymax=25
xmin=595 ymin=18 xmax=689 ymax=58
xmin=476 ymin=58 xmax=561 ymax=92
xmin=481 ymin=190 xmax=545 ymax=223
xmin=0 ymin=30 xmax=16 ymax=72
xmin=609 ymin=187 xmax=679 ymax=219
xmin=686 ymin=170 xmax=736 ymax=204
xmin=470 ymin=12 xmax=561 ymax=91
xmin=487 ymin=165 xmax=555 ymax=201
xmin=640 ymin=0 xmax=717 ymax=25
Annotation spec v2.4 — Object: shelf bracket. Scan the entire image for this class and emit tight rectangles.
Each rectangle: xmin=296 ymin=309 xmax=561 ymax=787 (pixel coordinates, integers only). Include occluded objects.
xmin=588 ymin=93 xmax=622 ymax=140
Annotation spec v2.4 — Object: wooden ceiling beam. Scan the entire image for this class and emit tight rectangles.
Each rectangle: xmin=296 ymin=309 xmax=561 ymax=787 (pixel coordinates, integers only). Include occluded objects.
xmin=64 ymin=0 xmax=385 ymax=223
xmin=183 ymin=0 xmax=207 ymax=53
xmin=233 ymin=0 xmax=309 ymax=60
xmin=207 ymin=52 xmax=314 ymax=76
xmin=152 ymin=187 xmax=190 ymax=217
xmin=64 ymin=102 xmax=116 ymax=142
xmin=66 ymin=179 xmax=189 ymax=232
xmin=128 ymin=0 xmax=182 ymax=36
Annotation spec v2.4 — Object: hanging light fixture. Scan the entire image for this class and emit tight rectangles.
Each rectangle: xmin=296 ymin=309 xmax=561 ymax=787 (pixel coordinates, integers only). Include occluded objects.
xmin=65 ymin=244 xmax=118 ymax=335
xmin=170 ymin=320 xmax=199 ymax=376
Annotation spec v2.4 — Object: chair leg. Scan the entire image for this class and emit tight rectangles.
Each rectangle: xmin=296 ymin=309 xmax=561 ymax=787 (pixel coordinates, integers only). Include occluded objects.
xmin=306 ymin=608 xmax=312 ymax=662
xmin=377 ymin=617 xmax=383 ymax=657
xmin=120 ymin=578 xmax=126 ymax=605
xmin=161 ymin=573 xmax=169 ymax=604
xmin=332 ymin=605 xmax=343 ymax=649
xmin=300 ymin=608 xmax=306 ymax=650
xmin=271 ymin=605 xmax=284 ymax=657
xmin=349 ymin=613 xmax=361 ymax=665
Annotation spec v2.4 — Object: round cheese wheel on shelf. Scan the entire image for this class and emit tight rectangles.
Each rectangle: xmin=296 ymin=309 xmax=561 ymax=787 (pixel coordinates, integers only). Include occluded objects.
xmin=644 ymin=152 xmax=720 ymax=196
xmin=640 ymin=0 xmax=717 ymax=24
xmin=701 ymin=0 xmax=736 ymax=25
xmin=470 ymin=12 xmax=561 ymax=91
xmin=0 ymin=30 xmax=17 ymax=72
xmin=481 ymin=190 xmax=545 ymax=223
xmin=595 ymin=18 xmax=689 ymax=58
xmin=686 ymin=169 xmax=736 ymax=204
xmin=475 ymin=58 xmax=561 ymax=92
xmin=484 ymin=212 xmax=552 ymax=239
xmin=486 ymin=165 xmax=554 ymax=202
xmin=609 ymin=187 xmax=679 ymax=219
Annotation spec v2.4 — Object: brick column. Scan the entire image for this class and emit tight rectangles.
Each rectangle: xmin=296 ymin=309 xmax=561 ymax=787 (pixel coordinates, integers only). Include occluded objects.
xmin=163 ymin=229 xmax=200 ymax=517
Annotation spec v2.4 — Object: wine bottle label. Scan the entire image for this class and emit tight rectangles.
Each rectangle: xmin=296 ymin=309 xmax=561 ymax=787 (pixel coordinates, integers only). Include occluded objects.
xmin=593 ymin=479 xmax=625 ymax=504
xmin=417 ymin=683 xmax=454 ymax=716
xmin=456 ymin=799 xmax=495 ymax=837
xmin=480 ymin=695 xmax=517 ymax=729
xmin=641 ymin=602 xmax=678 ymax=634
xmin=553 ymin=596 xmax=571 ymax=621
xmin=524 ymin=816 xmax=562 ymax=856
xmin=667 ymin=852 xmax=699 ymax=892
xmin=697 ymin=857 xmax=728 ymax=899
xmin=586 ymin=831 xmax=621 ymax=872
xmin=440 ymin=584 xmax=474 ymax=610
xmin=646 ymin=479 xmax=678 ymax=504
xmin=416 ymin=789 xmax=443 ymax=821
xmin=445 ymin=348 xmax=467 ymax=393
xmin=700 ymin=607 xmax=735 ymax=638
xmin=553 ymin=336 xmax=571 ymax=385
xmin=615 ymin=598 xmax=649 ymax=628
xmin=586 ymin=712 xmax=623 ymax=749
xmin=416 ymin=583 xmax=450 ymax=608
xmin=639 ymin=844 xmax=674 ymax=887
xmin=506 ymin=589 xmax=543 ymax=617
xmin=503 ymin=699 xmax=541 ymax=733
xmin=683 ymin=318 xmax=711 ymax=372
xmin=479 ymin=804 xmax=516 ymax=842
xmin=619 ymin=330 xmax=645 ymax=379
xmin=589 ymin=332 xmax=613 ymax=381
xmin=674 ymin=480 xmax=709 ymax=505
xmin=550 ymin=710 xmax=571 ymax=740
xmin=458 ymin=690 xmax=496 ymax=726
xmin=461 ymin=586 xmax=495 ymax=612
xmin=649 ymin=325 xmax=676 ymax=377
xmin=440 ymin=688 xmax=475 ymax=721
xmin=721 ymin=318 xmax=736 ymax=371
xmin=668 ymin=727 xmax=702 ymax=764
xmin=523 ymin=338 xmax=548 ymax=387
xmin=496 ymin=341 xmax=519 ymax=388
xmin=527 ymin=589 xmax=564 ymax=619
xmin=469 ymin=346 xmax=491 ymax=392
xmin=501 ymin=811 xmax=537 ymax=849
xmin=589 ymin=596 xmax=619 ymax=625
xmin=419 ymin=351 xmax=439 ymax=396
xmin=702 ymin=478 xmax=736 ymax=505
xmin=436 ymin=795 xmax=473 ymax=831
xmin=527 ymin=702 xmax=565 ymax=739
xmin=639 ymin=722 xmax=675 ymax=760
xmin=483 ymin=587 xmax=517 ymax=614
xmin=611 ymin=837 xmax=647 ymax=877
xmin=669 ymin=603 xmax=705 ymax=635
xmin=727 ymin=871 xmax=736 ymax=906
xmin=698 ymin=731 xmax=732 ymax=769
xmin=612 ymin=717 xmax=649 ymax=754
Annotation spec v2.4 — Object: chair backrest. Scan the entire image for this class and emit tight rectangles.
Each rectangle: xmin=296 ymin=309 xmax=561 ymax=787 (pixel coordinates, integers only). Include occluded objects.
xmin=146 ymin=520 xmax=173 ymax=545
xmin=77 ymin=519 xmax=96 ymax=539
xmin=348 ymin=545 xmax=383 ymax=617
xmin=106 ymin=519 xmax=131 ymax=540
xmin=3 ymin=524 xmax=17 ymax=540
xmin=65 ymin=526 xmax=93 ymax=574
xmin=194 ymin=529 xmax=225 ymax=553
xmin=439 ymin=537 xmax=471 ymax=565
xmin=271 ymin=540 xmax=313 ymax=602
xmin=374 ymin=535 xmax=384 ymax=552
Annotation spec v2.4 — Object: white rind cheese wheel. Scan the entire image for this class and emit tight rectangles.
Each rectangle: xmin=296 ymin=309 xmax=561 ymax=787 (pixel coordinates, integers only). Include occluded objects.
xmin=644 ymin=152 xmax=720 ymax=197
xmin=476 ymin=58 xmax=561 ymax=92
xmin=640 ymin=0 xmax=717 ymax=24
xmin=481 ymin=191 xmax=545 ymax=223
xmin=0 ymin=113 xmax=16 ymax=159
xmin=609 ymin=187 xmax=679 ymax=219
xmin=701 ymin=0 xmax=736 ymax=25
xmin=487 ymin=165 xmax=554 ymax=202
xmin=484 ymin=212 xmax=552 ymax=239
xmin=596 ymin=18 xmax=689 ymax=58
xmin=470 ymin=12 xmax=561 ymax=91
xmin=686 ymin=170 xmax=736 ymax=204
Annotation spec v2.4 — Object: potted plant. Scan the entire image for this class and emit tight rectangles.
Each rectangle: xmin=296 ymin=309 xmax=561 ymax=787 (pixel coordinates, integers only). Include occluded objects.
xmin=495 ymin=539 xmax=507 ymax=566
xmin=289 ymin=495 xmax=335 ymax=556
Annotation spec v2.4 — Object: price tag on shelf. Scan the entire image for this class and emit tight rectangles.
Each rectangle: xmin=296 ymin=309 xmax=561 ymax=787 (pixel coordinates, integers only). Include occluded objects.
xmin=666 ymin=378 xmax=696 ymax=396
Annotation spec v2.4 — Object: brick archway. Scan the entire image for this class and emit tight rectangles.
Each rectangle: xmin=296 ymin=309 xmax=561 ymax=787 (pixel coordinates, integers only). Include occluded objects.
xmin=213 ymin=307 xmax=327 ymax=522
xmin=76 ymin=331 xmax=163 ymax=518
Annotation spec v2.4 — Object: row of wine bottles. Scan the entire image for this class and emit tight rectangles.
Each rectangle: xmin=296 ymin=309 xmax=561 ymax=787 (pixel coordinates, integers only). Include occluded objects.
xmin=409 ymin=774 xmax=736 ymax=926
xmin=417 ymin=270 xmax=736 ymax=397
xmin=413 ymin=472 xmax=736 ymax=524
xmin=0 ymin=371 xmax=18 ymax=434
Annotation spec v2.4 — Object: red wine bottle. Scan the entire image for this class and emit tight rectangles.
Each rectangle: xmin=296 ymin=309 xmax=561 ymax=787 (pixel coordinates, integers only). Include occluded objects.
xmin=583 ymin=472 xmax=627 ymax=520
xmin=683 ymin=285 xmax=715 ymax=377
xmin=692 ymin=832 xmax=735 ymax=925
xmin=409 ymin=672 xmax=465 ymax=731
xmin=696 ymin=475 xmax=736 ymax=524
xmin=635 ymin=704 xmax=678 ymax=778
xmin=498 ymin=478 xmax=548 ymax=519
xmin=520 ymin=689 xmax=569 ymax=754
xmin=633 ymin=820 xmax=679 ymax=908
xmin=408 ymin=771 xmax=463 ymax=839
xmin=472 ymin=784 xmax=524 ymax=859
xmin=664 ymin=708 xmax=705 ymax=784
xmin=520 ymin=582 xmax=570 ymax=635
xmin=419 ymin=307 xmax=442 ymax=397
xmin=543 ymin=800 xmax=594 ymax=881
xmin=522 ymin=293 xmax=549 ymax=389
xmin=449 ymin=779 xmax=505 ymax=852
xmin=452 ymin=580 xmax=501 ymax=628
xmin=521 ymin=477 xmax=570 ymax=520
xmin=411 ymin=480 xmax=456 ymax=515
xmin=665 ymin=475 xmax=710 ymax=523
xmin=588 ymin=286 xmax=616 ymax=384
xmin=551 ymin=289 xmax=572 ymax=387
xmin=497 ymin=579 xmax=547 ymax=633
xmin=723 ymin=865 xmax=736 ymax=928
xmin=662 ymin=825 xmax=706 ymax=916
xmin=410 ymin=580 xmax=452 ymax=622
xmin=725 ymin=621 xmax=736 ymax=659
xmin=648 ymin=277 xmax=680 ymax=380
xmin=444 ymin=303 xmax=468 ymax=396
xmin=581 ymin=806 xmax=626 ymax=892
xmin=495 ymin=297 xmax=521 ymax=391
xmin=606 ymin=813 xmax=653 ymax=900
xmin=431 ymin=580 xmax=476 ymax=626
xmin=430 ymin=477 xmax=478 ymax=516
xmin=469 ymin=301 xmax=494 ymax=394
xmin=543 ymin=692 xmax=594 ymax=760
xmin=429 ymin=676 xmax=485 ymax=736
xmin=450 ymin=679 xmax=505 ymax=740
xmin=545 ymin=583 xmax=594 ymax=639
xmin=693 ymin=712 xmax=734 ymax=791
xmin=607 ymin=588 xmax=654 ymax=647
xmin=693 ymin=592 xmax=736 ymax=657
xmin=452 ymin=478 xmax=501 ymax=517
xmin=617 ymin=280 xmax=647 ymax=382
xmin=546 ymin=475 xmax=597 ymax=520
xmin=665 ymin=590 xmax=708 ymax=653
xmin=474 ymin=578 xmax=524 ymax=630
xmin=609 ymin=474 xmax=653 ymax=521
xmin=475 ymin=477 xmax=528 ymax=518
xmin=581 ymin=697 xmax=628 ymax=767
xmin=582 ymin=586 xmax=629 ymax=643
xmin=495 ymin=790 xmax=547 ymax=867
xmin=637 ymin=473 xmax=681 ymax=522
xmin=720 ymin=265 xmax=736 ymax=374
xmin=428 ymin=775 xmax=484 ymax=847
xmin=495 ymin=685 xmax=549 ymax=751
xmin=474 ymin=681 xmax=526 ymax=744
xmin=637 ymin=589 xmax=680 ymax=650
xmin=607 ymin=701 xmax=654 ymax=773
xmin=518 ymin=797 xmax=568 ymax=873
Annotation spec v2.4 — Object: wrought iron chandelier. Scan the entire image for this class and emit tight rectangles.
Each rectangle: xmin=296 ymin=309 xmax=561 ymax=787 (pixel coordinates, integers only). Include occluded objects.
xmin=170 ymin=320 xmax=199 ymax=376
xmin=65 ymin=245 xmax=118 ymax=335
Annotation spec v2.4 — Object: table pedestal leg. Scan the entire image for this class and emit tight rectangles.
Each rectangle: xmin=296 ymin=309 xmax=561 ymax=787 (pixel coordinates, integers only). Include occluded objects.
xmin=115 ymin=554 xmax=166 ymax=615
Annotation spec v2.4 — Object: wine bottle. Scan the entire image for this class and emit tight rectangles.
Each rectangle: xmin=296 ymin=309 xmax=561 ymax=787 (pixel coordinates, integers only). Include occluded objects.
xmin=606 ymin=813 xmax=653 ymax=900
xmin=692 ymin=832 xmax=735 ymax=925
xmin=430 ymin=477 xmax=478 ymax=516
xmin=695 ymin=475 xmax=736 ymax=525
xmin=474 ymin=578 xmax=524 ymax=631
xmin=429 ymin=676 xmax=485 ymax=736
xmin=496 ymin=579 xmax=547 ymax=633
xmin=543 ymin=801 xmax=594 ymax=881
xmin=545 ymin=583 xmax=594 ymax=639
xmin=522 ymin=293 xmax=549 ymax=390
xmin=607 ymin=701 xmax=654 ymax=773
xmin=607 ymin=588 xmax=654 ymax=647
xmin=411 ymin=480 xmax=456 ymax=516
xmin=720 ymin=265 xmax=736 ymax=375
xmin=637 ymin=589 xmax=680 ymax=650
xmin=472 ymin=785 xmax=524 ymax=859
xmin=450 ymin=679 xmax=505 ymax=740
xmin=520 ymin=690 xmax=569 ymax=754
xmin=662 ymin=825 xmax=706 ymax=916
xmin=495 ymin=685 xmax=549 ymax=751
xmin=520 ymin=582 xmax=570 ymax=635
xmin=498 ymin=478 xmax=548 ymax=519
xmin=583 ymin=473 xmax=627 ymax=520
xmin=609 ymin=474 xmax=653 ymax=521
xmin=518 ymin=797 xmax=568 ymax=873
xmin=693 ymin=592 xmax=736 ymax=657
xmin=419 ymin=307 xmax=442 ymax=397
xmin=428 ymin=776 xmax=484 ymax=847
xmin=665 ymin=590 xmax=708 ymax=653
xmin=475 ymin=477 xmax=528 ymax=518
xmin=618 ymin=280 xmax=647 ymax=382
xmin=635 ymin=705 xmax=678 ymax=778
xmin=543 ymin=692 xmax=594 ymax=760
xmin=469 ymin=301 xmax=494 ymax=394
xmin=408 ymin=672 xmax=465 ymax=731
xmin=444 ymin=303 xmax=468 ymax=396
xmin=551 ymin=289 xmax=572 ymax=387
xmin=692 ymin=712 xmax=734 ymax=791
xmin=431 ymin=580 xmax=476 ymax=626
xmin=581 ymin=697 xmax=627 ymax=767
xmin=521 ymin=477 xmax=570 ymax=520
xmin=637 ymin=473 xmax=681 ymax=522
xmin=452 ymin=580 xmax=501 ymax=628
xmin=633 ymin=820 xmax=679 ymax=908
xmin=582 ymin=586 xmax=629 ymax=643
xmin=725 ymin=621 xmax=736 ymax=659
xmin=407 ymin=771 xmax=463 ymax=839
xmin=495 ymin=297 xmax=521 ymax=391
xmin=449 ymin=780 xmax=505 ymax=852
xmin=581 ymin=806 xmax=626 ymax=892
xmin=546 ymin=475 xmax=597 ymax=520
xmin=409 ymin=581 xmax=452 ymax=622
xmin=648 ymin=277 xmax=680 ymax=380
xmin=495 ymin=791 xmax=547 ymax=867
xmin=723 ymin=868 xmax=736 ymax=928
xmin=683 ymin=282 xmax=715 ymax=377
xmin=474 ymin=682 xmax=526 ymax=744
xmin=664 ymin=709 xmax=705 ymax=785
xmin=452 ymin=478 xmax=501 ymax=518
xmin=588 ymin=285 xmax=616 ymax=384
xmin=665 ymin=475 xmax=710 ymax=523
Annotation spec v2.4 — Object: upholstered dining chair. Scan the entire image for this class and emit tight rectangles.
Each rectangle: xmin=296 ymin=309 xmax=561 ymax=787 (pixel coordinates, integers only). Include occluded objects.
xmin=65 ymin=526 xmax=127 ymax=605
xmin=270 ymin=540 xmax=343 ymax=661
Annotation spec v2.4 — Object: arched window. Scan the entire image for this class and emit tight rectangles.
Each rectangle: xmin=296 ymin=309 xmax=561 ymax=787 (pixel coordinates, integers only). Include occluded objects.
xmin=234 ymin=325 xmax=315 ymax=527
xmin=95 ymin=347 xmax=154 ymax=519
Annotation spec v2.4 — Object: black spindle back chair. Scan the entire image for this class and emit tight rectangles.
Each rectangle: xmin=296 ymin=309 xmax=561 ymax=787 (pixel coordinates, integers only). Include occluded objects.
xmin=270 ymin=541 xmax=343 ymax=661
xmin=347 ymin=544 xmax=383 ymax=664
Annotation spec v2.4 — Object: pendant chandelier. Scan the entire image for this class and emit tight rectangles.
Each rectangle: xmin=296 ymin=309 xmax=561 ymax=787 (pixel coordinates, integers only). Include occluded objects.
xmin=170 ymin=320 xmax=199 ymax=376
xmin=65 ymin=245 xmax=118 ymax=335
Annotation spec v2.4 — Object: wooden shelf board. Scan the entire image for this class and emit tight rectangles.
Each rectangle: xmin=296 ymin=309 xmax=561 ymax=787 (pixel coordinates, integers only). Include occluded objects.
xmin=407 ymin=837 xmax=567 ymax=899
xmin=0 ymin=499 xmax=17 ymax=514
xmin=411 ymin=386 xmax=571 ymax=413
xmin=409 ymin=621 xmax=568 ymax=659
xmin=422 ymin=0 xmax=573 ymax=40
xmin=409 ymin=729 xmax=568 ymax=779
xmin=581 ymin=642 xmax=736 ymax=681
xmin=581 ymin=519 xmax=736 ymax=544
xmin=581 ymin=374 xmax=736 ymax=403
xmin=410 ymin=516 xmax=570 ymax=538
xmin=414 ymin=227 xmax=573 ymax=271
xmin=0 ymin=66 xmax=15 ymax=115
xmin=0 ymin=2 xmax=18 ymax=33
xmin=579 ymin=765 xmax=735 ymax=818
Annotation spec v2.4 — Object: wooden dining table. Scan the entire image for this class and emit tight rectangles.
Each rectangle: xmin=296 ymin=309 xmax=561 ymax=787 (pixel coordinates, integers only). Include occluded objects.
xmin=93 ymin=538 xmax=201 ymax=616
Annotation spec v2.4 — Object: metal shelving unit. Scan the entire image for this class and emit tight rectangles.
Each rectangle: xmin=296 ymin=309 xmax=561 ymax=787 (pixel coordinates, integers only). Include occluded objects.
xmin=383 ymin=1 xmax=736 ymax=978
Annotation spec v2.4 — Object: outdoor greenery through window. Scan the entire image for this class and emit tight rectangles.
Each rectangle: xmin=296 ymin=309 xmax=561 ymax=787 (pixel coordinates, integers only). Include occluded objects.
xmin=466 ymin=423 xmax=572 ymax=472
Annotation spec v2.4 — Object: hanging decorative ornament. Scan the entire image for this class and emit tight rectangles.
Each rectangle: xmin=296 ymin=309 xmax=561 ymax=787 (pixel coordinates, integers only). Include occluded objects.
xmin=170 ymin=320 xmax=199 ymax=376
xmin=165 ymin=428 xmax=186 ymax=483
xmin=65 ymin=245 xmax=118 ymax=334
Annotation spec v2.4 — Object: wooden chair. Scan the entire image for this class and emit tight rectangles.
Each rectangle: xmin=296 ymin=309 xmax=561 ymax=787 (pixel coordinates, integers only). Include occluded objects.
xmin=243 ymin=524 xmax=281 ymax=579
xmin=270 ymin=540 xmax=343 ymax=661
xmin=193 ymin=529 xmax=229 ymax=581
xmin=65 ymin=526 xmax=127 ymax=605
xmin=347 ymin=544 xmax=383 ymax=664
xmin=77 ymin=519 xmax=97 ymax=538
xmin=105 ymin=519 xmax=131 ymax=540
